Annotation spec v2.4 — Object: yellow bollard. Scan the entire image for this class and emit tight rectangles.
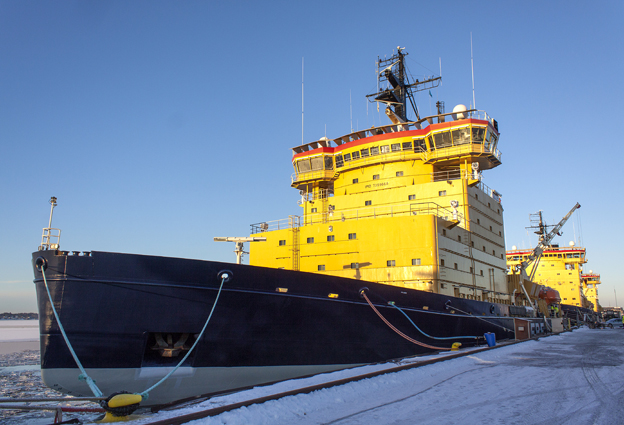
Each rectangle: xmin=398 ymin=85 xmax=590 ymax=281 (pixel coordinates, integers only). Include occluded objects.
xmin=451 ymin=342 xmax=462 ymax=351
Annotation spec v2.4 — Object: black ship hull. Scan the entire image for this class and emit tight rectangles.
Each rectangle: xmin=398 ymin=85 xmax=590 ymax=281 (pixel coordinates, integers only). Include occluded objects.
xmin=32 ymin=250 xmax=527 ymax=406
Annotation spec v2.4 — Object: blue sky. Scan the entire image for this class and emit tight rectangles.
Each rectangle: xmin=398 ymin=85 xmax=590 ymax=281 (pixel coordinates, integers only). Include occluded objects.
xmin=1 ymin=1 xmax=623 ymax=312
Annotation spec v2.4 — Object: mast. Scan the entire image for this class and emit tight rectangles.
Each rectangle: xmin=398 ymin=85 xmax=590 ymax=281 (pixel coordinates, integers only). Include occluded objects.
xmin=366 ymin=47 xmax=441 ymax=122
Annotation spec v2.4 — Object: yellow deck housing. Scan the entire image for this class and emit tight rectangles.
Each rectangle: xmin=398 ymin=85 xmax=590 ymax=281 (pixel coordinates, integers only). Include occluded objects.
xmin=506 ymin=245 xmax=599 ymax=310
xmin=249 ymin=113 xmax=511 ymax=302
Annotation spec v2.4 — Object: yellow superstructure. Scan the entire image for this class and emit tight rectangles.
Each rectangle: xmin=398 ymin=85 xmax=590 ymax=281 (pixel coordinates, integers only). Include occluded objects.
xmin=249 ymin=111 xmax=511 ymax=302
xmin=581 ymin=273 xmax=602 ymax=312
xmin=506 ymin=245 xmax=594 ymax=309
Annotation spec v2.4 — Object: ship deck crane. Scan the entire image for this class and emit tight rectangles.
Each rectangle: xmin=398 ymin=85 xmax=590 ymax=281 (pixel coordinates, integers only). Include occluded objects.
xmin=213 ymin=237 xmax=266 ymax=264
xmin=514 ymin=202 xmax=581 ymax=315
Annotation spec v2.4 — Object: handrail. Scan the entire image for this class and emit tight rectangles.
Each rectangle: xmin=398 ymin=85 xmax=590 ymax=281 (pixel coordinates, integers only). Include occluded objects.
xmin=251 ymin=201 xmax=465 ymax=234
xmin=291 ymin=109 xmax=496 ymax=154
xmin=291 ymin=141 xmax=501 ymax=184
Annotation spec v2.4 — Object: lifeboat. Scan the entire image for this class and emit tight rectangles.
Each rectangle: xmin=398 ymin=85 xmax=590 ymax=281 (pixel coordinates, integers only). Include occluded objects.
xmin=539 ymin=286 xmax=561 ymax=305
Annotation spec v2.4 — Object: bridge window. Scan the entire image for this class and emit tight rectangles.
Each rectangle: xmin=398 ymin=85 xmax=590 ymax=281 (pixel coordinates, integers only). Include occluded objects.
xmin=297 ymin=159 xmax=311 ymax=172
xmin=344 ymin=153 xmax=351 ymax=162
xmin=472 ymin=127 xmax=485 ymax=143
xmin=335 ymin=154 xmax=344 ymax=168
xmin=391 ymin=143 xmax=401 ymax=152
xmin=427 ymin=136 xmax=435 ymax=151
xmin=324 ymin=156 xmax=333 ymax=170
xmin=311 ymin=156 xmax=324 ymax=171
xmin=380 ymin=145 xmax=390 ymax=154
xmin=361 ymin=148 xmax=370 ymax=157
xmin=402 ymin=141 xmax=412 ymax=150
xmin=452 ymin=127 xmax=470 ymax=145
xmin=352 ymin=151 xmax=360 ymax=160
xmin=433 ymin=131 xmax=452 ymax=149
xmin=370 ymin=146 xmax=380 ymax=155
xmin=413 ymin=139 xmax=426 ymax=152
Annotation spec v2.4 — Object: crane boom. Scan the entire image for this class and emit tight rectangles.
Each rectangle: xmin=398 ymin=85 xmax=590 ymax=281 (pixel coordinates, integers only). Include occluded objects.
xmin=520 ymin=203 xmax=581 ymax=277
xmin=514 ymin=202 xmax=581 ymax=316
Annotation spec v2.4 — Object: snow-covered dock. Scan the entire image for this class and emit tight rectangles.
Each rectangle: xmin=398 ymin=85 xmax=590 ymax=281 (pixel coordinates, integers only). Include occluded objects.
xmin=2 ymin=325 xmax=623 ymax=424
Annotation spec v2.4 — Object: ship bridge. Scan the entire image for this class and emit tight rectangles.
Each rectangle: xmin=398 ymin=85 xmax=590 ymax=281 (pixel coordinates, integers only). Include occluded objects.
xmin=290 ymin=109 xmax=501 ymax=192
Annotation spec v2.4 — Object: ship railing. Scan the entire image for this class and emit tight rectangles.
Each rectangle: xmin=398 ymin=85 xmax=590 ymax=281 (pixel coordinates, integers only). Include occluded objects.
xmin=251 ymin=201 xmax=466 ymax=233
xmin=39 ymin=227 xmax=61 ymax=251
xmin=292 ymin=143 xmax=501 ymax=184
xmin=296 ymin=188 xmax=334 ymax=205
xmin=251 ymin=216 xmax=302 ymax=233
xmin=425 ymin=143 xmax=502 ymax=163
xmin=473 ymin=180 xmax=502 ymax=203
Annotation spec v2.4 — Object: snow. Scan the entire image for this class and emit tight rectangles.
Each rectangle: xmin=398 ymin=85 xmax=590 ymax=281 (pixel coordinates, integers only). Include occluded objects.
xmin=128 ymin=328 xmax=624 ymax=425
xmin=1 ymin=324 xmax=622 ymax=424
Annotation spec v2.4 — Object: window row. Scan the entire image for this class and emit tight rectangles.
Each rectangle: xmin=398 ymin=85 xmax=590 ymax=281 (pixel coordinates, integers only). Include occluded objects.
xmin=318 ymin=258 xmax=422 ymax=270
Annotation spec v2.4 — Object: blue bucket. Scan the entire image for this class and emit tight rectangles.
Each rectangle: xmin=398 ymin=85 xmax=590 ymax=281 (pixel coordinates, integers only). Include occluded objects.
xmin=484 ymin=332 xmax=496 ymax=347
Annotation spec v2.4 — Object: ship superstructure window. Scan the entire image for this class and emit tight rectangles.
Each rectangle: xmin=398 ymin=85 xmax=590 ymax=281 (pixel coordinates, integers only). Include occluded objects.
xmin=480 ymin=270 xmax=484 ymax=276
xmin=409 ymin=195 xmax=416 ymax=200
xmin=458 ymin=236 xmax=461 ymax=242
xmin=279 ymin=240 xmax=286 ymax=246
xmin=344 ymin=153 xmax=352 ymax=162
xmin=433 ymin=131 xmax=452 ymax=148
xmin=454 ymin=263 xmax=458 ymax=270
xmin=327 ymin=235 xmax=335 ymax=242
xmin=440 ymin=259 xmax=445 ymax=267
xmin=361 ymin=148 xmax=370 ymax=157
xmin=348 ymin=233 xmax=357 ymax=240
xmin=391 ymin=143 xmax=401 ymax=152
xmin=370 ymin=146 xmax=379 ymax=155
xmin=335 ymin=154 xmax=344 ymax=168
xmin=452 ymin=127 xmax=470 ymax=145
xmin=396 ymin=171 xmax=403 ymax=177
xmin=311 ymin=208 xmax=317 ymax=213
xmin=373 ymin=174 xmax=380 ymax=180
xmin=380 ymin=145 xmax=390 ymax=153
xmin=365 ymin=200 xmax=372 ymax=206
xmin=439 ymin=190 xmax=446 ymax=196
xmin=352 ymin=151 xmax=360 ymax=160
xmin=350 ymin=263 xmax=358 ymax=269
xmin=307 ymin=237 xmax=314 ymax=243
xmin=412 ymin=258 xmax=421 ymax=265
xmin=387 ymin=260 xmax=396 ymax=267
xmin=325 ymin=156 xmax=333 ymax=169
xmin=565 ymin=264 xmax=575 ymax=270
xmin=352 ymin=178 xmax=358 ymax=184
xmin=413 ymin=139 xmax=426 ymax=151
xmin=318 ymin=265 xmax=325 ymax=271
xmin=402 ymin=141 xmax=412 ymax=150
xmin=472 ymin=127 xmax=485 ymax=143
xmin=442 ymin=229 xmax=447 ymax=236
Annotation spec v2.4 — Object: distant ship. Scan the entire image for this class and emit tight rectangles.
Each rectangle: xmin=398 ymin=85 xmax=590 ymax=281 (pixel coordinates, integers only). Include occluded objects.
xmin=506 ymin=210 xmax=599 ymax=326
xmin=32 ymin=48 xmax=552 ymax=407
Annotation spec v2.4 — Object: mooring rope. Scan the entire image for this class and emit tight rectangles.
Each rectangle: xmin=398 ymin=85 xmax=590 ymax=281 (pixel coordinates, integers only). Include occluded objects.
xmin=139 ymin=273 xmax=227 ymax=400
xmin=444 ymin=302 xmax=514 ymax=333
xmin=360 ymin=290 xmax=450 ymax=351
xmin=40 ymin=266 xmax=104 ymax=399
xmin=388 ymin=302 xmax=479 ymax=340
xmin=38 ymin=259 xmax=228 ymax=408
